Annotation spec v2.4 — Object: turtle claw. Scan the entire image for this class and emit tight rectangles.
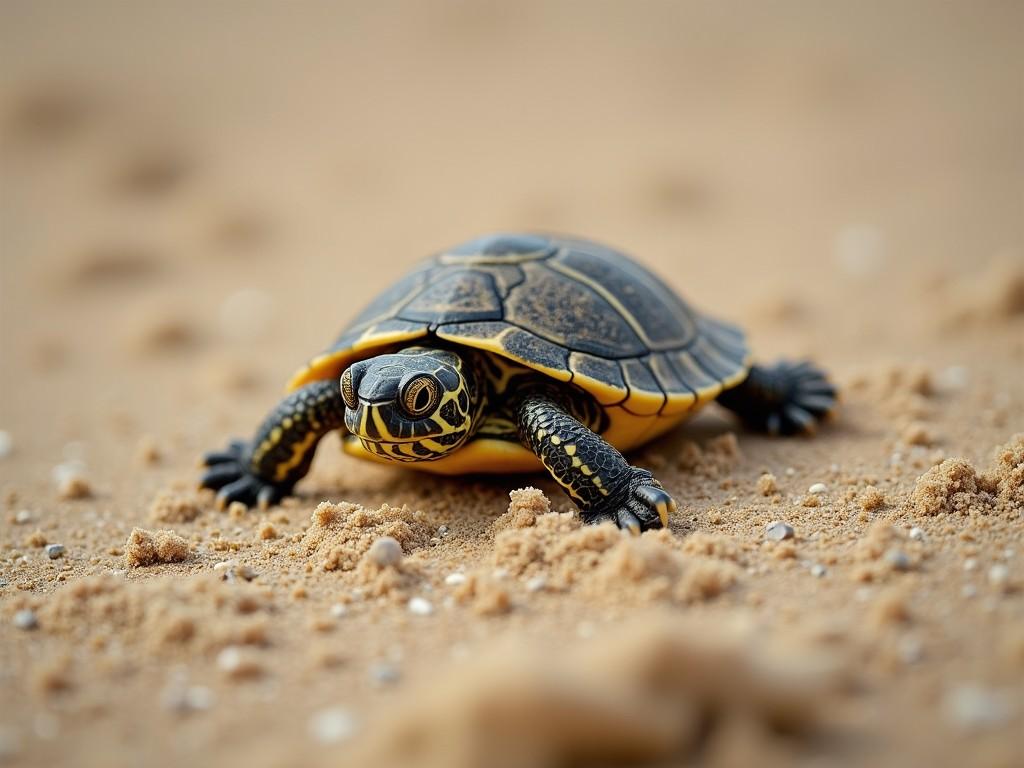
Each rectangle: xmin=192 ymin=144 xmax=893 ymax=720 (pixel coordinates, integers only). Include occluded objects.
xmin=200 ymin=440 xmax=289 ymax=510
xmin=586 ymin=470 xmax=676 ymax=533
xmin=717 ymin=359 xmax=837 ymax=436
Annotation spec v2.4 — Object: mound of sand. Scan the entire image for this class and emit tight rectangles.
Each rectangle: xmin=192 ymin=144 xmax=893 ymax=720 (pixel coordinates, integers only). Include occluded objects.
xmin=346 ymin=612 xmax=846 ymax=768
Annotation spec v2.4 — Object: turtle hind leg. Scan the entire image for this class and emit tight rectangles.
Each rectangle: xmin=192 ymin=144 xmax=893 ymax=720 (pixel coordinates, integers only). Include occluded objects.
xmin=716 ymin=360 xmax=837 ymax=436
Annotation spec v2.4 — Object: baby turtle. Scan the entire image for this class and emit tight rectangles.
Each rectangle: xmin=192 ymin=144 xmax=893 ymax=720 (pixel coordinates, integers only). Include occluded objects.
xmin=201 ymin=233 xmax=835 ymax=532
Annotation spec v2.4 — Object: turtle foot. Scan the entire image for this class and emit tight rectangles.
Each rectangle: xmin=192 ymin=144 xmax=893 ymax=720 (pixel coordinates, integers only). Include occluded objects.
xmin=586 ymin=469 xmax=676 ymax=535
xmin=200 ymin=440 xmax=289 ymax=510
xmin=717 ymin=359 xmax=837 ymax=436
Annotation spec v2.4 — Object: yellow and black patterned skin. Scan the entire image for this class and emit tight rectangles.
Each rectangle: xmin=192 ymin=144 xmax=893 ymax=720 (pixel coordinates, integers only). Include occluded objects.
xmin=201 ymin=233 xmax=836 ymax=530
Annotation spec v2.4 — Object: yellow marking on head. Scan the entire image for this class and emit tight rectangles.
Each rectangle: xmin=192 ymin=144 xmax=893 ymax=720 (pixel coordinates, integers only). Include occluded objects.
xmin=564 ymin=444 xmax=576 ymax=456
xmin=273 ymin=432 xmax=318 ymax=482
xmin=270 ymin=427 xmax=282 ymax=443
xmin=371 ymin=407 xmax=398 ymax=442
xmin=572 ymin=456 xmax=582 ymax=468
xmin=580 ymin=465 xmax=593 ymax=476
xmin=282 ymin=417 xmax=293 ymax=429
xmin=592 ymin=476 xmax=603 ymax=487
xmin=550 ymin=435 xmax=561 ymax=445
xmin=599 ymin=488 xmax=610 ymax=496
xmin=536 ymin=429 xmax=547 ymax=440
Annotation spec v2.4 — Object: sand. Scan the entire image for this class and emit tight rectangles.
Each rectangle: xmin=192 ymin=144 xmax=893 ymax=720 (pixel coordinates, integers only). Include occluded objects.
xmin=1 ymin=2 xmax=1023 ymax=767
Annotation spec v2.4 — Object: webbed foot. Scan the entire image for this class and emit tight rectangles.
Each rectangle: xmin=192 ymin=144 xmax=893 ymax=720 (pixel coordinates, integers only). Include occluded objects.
xmin=200 ymin=440 xmax=289 ymax=510
xmin=716 ymin=359 xmax=837 ymax=436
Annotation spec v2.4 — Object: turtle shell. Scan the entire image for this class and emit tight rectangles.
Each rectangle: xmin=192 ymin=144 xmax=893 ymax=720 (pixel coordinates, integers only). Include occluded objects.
xmin=289 ymin=233 xmax=750 ymax=463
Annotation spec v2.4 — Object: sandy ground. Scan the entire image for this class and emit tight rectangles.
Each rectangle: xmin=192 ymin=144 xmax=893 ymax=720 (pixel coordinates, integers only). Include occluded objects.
xmin=1 ymin=2 xmax=1023 ymax=766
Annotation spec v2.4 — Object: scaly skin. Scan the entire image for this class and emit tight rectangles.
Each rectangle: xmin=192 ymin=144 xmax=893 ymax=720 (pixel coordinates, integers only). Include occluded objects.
xmin=515 ymin=389 xmax=675 ymax=533
xmin=200 ymin=380 xmax=346 ymax=509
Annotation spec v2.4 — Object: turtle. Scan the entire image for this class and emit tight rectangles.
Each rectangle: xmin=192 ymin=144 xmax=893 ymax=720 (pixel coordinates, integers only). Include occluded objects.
xmin=200 ymin=233 xmax=836 ymax=533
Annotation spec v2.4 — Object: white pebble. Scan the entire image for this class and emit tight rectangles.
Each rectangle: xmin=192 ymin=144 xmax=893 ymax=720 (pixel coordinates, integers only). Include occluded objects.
xmin=14 ymin=610 xmax=38 ymax=630
xmin=444 ymin=572 xmax=466 ymax=586
xmin=808 ymin=483 xmax=827 ymax=495
xmin=936 ymin=365 xmax=969 ymax=393
xmin=14 ymin=510 xmax=33 ymax=525
xmin=785 ymin=467 xmax=796 ymax=477
xmin=407 ymin=596 xmax=433 ymax=616
xmin=437 ymin=525 xmax=450 ymax=537
xmin=908 ymin=527 xmax=925 ymax=541
xmin=219 ymin=288 xmax=275 ymax=341
xmin=526 ymin=575 xmax=548 ymax=592
xmin=308 ymin=707 xmax=358 ymax=744
xmin=329 ymin=603 xmax=348 ymax=618
xmin=367 ymin=537 xmax=403 ymax=568
xmin=961 ymin=584 xmax=977 ymax=599
xmin=51 ymin=460 xmax=86 ymax=486
xmin=765 ymin=521 xmax=795 ymax=541
xmin=810 ymin=564 xmax=827 ymax=578
xmin=0 ymin=430 xmax=12 ymax=458
xmin=162 ymin=684 xmax=215 ymax=713
xmin=963 ymin=558 xmax=978 ymax=572
xmin=898 ymin=635 xmax=924 ymax=665
xmin=216 ymin=646 xmax=245 ymax=673
xmin=369 ymin=662 xmax=400 ymax=686
xmin=885 ymin=548 xmax=912 ymax=571
xmin=492 ymin=567 xmax=510 ymax=581
xmin=988 ymin=564 xmax=1010 ymax=587
xmin=45 ymin=544 xmax=65 ymax=560
xmin=943 ymin=685 xmax=1014 ymax=731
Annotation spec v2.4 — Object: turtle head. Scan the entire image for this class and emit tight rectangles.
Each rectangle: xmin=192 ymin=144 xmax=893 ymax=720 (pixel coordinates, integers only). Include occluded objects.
xmin=340 ymin=347 xmax=477 ymax=462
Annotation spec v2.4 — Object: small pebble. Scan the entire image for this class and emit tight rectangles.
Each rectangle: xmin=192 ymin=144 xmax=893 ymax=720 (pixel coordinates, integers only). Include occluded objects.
xmin=898 ymin=635 xmax=925 ymax=665
xmin=963 ymin=558 xmax=978 ymax=572
xmin=810 ymin=564 xmax=827 ymax=578
xmin=526 ymin=575 xmax=548 ymax=592
xmin=0 ymin=430 xmax=11 ymax=458
xmin=162 ymin=684 xmax=215 ymax=713
xmin=808 ymin=483 xmax=827 ymax=495
xmin=785 ymin=467 xmax=796 ymax=477
xmin=908 ymin=527 xmax=925 ymax=541
xmin=943 ymin=685 xmax=1013 ymax=731
xmin=367 ymin=537 xmax=403 ymax=568
xmin=45 ymin=544 xmax=65 ymax=560
xmin=936 ymin=365 xmax=969 ymax=393
xmin=961 ymin=584 xmax=977 ymax=599
xmin=407 ymin=596 xmax=433 ymax=616
xmin=988 ymin=564 xmax=1009 ymax=587
xmin=14 ymin=609 xmax=38 ymax=630
xmin=14 ymin=510 xmax=33 ymax=525
xmin=308 ymin=707 xmax=358 ymax=744
xmin=329 ymin=603 xmax=348 ymax=618
xmin=444 ymin=572 xmax=466 ymax=586
xmin=216 ymin=646 xmax=263 ymax=680
xmin=369 ymin=662 xmax=400 ymax=686
xmin=885 ymin=548 xmax=912 ymax=571
xmin=765 ymin=521 xmax=795 ymax=541
xmin=437 ymin=525 xmax=450 ymax=537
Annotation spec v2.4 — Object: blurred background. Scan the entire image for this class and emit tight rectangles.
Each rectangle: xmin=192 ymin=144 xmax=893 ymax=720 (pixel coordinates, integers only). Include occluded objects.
xmin=1 ymin=3 xmax=1022 ymax=766
xmin=3 ymin=3 xmax=1021 ymax=428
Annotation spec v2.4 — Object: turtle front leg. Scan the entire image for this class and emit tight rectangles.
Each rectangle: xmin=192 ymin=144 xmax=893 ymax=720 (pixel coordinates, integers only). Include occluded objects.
xmin=200 ymin=379 xmax=346 ymax=509
xmin=515 ymin=393 xmax=676 ymax=534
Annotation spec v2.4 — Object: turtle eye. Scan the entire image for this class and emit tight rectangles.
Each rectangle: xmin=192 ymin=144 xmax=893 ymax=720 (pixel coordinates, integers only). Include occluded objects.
xmin=400 ymin=374 xmax=440 ymax=418
xmin=340 ymin=368 xmax=357 ymax=409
